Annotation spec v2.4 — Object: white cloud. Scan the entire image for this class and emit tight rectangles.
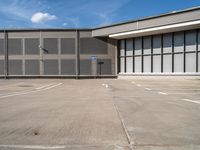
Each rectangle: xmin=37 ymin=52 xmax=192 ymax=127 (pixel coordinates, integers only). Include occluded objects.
xmin=31 ymin=12 xmax=57 ymax=23
xmin=62 ymin=22 xmax=68 ymax=26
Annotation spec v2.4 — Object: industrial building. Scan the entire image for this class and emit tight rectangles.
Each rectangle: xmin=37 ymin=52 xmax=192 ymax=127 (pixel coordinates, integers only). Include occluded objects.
xmin=0 ymin=7 xmax=200 ymax=78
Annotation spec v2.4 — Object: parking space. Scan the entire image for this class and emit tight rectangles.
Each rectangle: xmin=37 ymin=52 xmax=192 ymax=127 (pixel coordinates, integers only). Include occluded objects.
xmin=0 ymin=78 xmax=200 ymax=150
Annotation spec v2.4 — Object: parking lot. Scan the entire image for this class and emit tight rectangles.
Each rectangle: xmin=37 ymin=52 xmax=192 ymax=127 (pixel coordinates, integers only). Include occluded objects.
xmin=0 ymin=78 xmax=200 ymax=150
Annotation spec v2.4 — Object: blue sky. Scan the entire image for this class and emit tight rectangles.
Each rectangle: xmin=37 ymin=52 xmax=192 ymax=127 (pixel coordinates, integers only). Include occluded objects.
xmin=0 ymin=0 xmax=200 ymax=29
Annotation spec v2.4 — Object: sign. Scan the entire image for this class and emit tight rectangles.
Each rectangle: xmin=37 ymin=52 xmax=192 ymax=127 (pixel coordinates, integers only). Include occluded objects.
xmin=91 ymin=56 xmax=97 ymax=60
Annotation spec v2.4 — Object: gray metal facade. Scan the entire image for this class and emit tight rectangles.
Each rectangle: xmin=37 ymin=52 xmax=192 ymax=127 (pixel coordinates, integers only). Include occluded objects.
xmin=119 ymin=29 xmax=200 ymax=74
xmin=0 ymin=30 xmax=116 ymax=78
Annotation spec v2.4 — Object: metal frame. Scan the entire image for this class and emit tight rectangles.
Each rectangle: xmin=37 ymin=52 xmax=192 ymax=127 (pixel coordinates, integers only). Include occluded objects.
xmin=118 ymin=28 xmax=200 ymax=75
xmin=151 ymin=35 xmax=153 ymax=73
xmin=196 ymin=29 xmax=199 ymax=72
xmin=183 ymin=31 xmax=186 ymax=72
xmin=4 ymin=30 xmax=8 ymax=78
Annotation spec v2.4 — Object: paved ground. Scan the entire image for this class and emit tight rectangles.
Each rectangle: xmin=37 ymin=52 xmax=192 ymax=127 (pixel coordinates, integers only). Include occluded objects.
xmin=0 ymin=78 xmax=200 ymax=150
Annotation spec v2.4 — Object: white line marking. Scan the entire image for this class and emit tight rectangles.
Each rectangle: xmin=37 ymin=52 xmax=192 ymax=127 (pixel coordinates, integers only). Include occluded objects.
xmin=136 ymin=84 xmax=141 ymax=87
xmin=181 ymin=99 xmax=200 ymax=104
xmin=102 ymin=83 xmax=109 ymax=88
xmin=168 ymin=93 xmax=200 ymax=95
xmin=35 ymin=83 xmax=56 ymax=90
xmin=0 ymin=145 xmax=66 ymax=149
xmin=0 ymin=83 xmax=63 ymax=99
xmin=145 ymin=88 xmax=151 ymax=91
xmin=43 ymin=83 xmax=63 ymax=90
xmin=158 ymin=92 xmax=168 ymax=95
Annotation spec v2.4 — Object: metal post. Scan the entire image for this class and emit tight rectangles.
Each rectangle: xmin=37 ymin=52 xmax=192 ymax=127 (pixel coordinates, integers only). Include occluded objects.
xmin=4 ymin=30 xmax=8 ymax=79
xmin=132 ymin=38 xmax=135 ymax=73
xmin=124 ymin=39 xmax=127 ymax=73
xmin=117 ymin=40 xmax=120 ymax=73
xmin=183 ymin=31 xmax=186 ymax=72
xmin=151 ymin=35 xmax=153 ymax=73
xmin=172 ymin=33 xmax=174 ymax=73
xmin=76 ymin=30 xmax=80 ymax=79
xmin=142 ymin=37 xmax=144 ymax=73
xmin=196 ymin=29 xmax=199 ymax=73
xmin=161 ymin=34 xmax=164 ymax=73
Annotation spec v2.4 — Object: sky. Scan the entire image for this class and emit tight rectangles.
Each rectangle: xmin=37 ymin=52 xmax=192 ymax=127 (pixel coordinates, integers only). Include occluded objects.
xmin=0 ymin=0 xmax=200 ymax=29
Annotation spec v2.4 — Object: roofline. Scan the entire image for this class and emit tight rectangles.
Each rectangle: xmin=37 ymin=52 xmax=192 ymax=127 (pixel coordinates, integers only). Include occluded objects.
xmin=93 ymin=6 xmax=200 ymax=30
xmin=0 ymin=6 xmax=200 ymax=32
xmin=0 ymin=28 xmax=92 ymax=32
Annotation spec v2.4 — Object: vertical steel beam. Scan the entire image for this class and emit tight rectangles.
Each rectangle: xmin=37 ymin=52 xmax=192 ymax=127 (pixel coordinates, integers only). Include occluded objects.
xmin=141 ymin=37 xmax=144 ymax=73
xmin=183 ymin=31 xmax=186 ymax=73
xmin=172 ymin=33 xmax=174 ymax=73
xmin=132 ymin=38 xmax=135 ymax=73
xmin=117 ymin=40 xmax=120 ymax=74
xmin=76 ymin=30 xmax=80 ymax=79
xmin=124 ymin=39 xmax=127 ymax=73
xmin=151 ymin=35 xmax=153 ymax=73
xmin=161 ymin=34 xmax=164 ymax=73
xmin=4 ymin=30 xmax=8 ymax=79
xmin=196 ymin=29 xmax=199 ymax=73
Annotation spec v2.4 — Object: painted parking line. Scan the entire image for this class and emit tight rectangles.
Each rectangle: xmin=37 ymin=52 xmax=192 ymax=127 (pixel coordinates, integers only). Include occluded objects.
xmin=168 ymin=93 xmax=200 ymax=95
xmin=158 ymin=92 xmax=168 ymax=95
xmin=102 ymin=83 xmax=109 ymax=88
xmin=0 ymin=83 xmax=63 ymax=99
xmin=0 ymin=145 xmax=66 ymax=149
xmin=145 ymin=88 xmax=151 ymax=91
xmin=181 ymin=99 xmax=200 ymax=104
xmin=35 ymin=83 xmax=56 ymax=90
xmin=136 ymin=84 xmax=141 ymax=87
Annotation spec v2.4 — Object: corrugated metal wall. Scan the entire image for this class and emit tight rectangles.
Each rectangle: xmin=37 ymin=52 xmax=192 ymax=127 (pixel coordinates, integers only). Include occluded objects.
xmin=0 ymin=30 xmax=116 ymax=77
xmin=119 ymin=29 xmax=200 ymax=74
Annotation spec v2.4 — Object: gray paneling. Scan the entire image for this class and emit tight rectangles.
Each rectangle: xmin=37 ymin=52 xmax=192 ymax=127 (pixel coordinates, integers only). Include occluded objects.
xmin=135 ymin=56 xmax=142 ymax=73
xmin=163 ymin=33 xmax=172 ymax=53
xmin=120 ymin=57 xmax=124 ymax=73
xmin=126 ymin=39 xmax=133 ymax=56
xmin=134 ymin=37 xmax=142 ymax=55
xmin=153 ymin=55 xmax=161 ymax=73
xmin=163 ymin=54 xmax=172 ymax=73
xmin=44 ymin=60 xmax=58 ymax=75
xmin=186 ymin=30 xmax=196 ymax=52
xmin=61 ymin=59 xmax=76 ymax=75
xmin=153 ymin=35 xmax=161 ymax=54
xmin=143 ymin=36 xmax=151 ymax=55
xmin=186 ymin=53 xmax=196 ymax=73
xmin=61 ymin=38 xmax=75 ymax=54
xmin=143 ymin=56 xmax=151 ymax=73
xmin=97 ymin=59 xmax=112 ymax=75
xmin=174 ymin=32 xmax=184 ymax=53
xmin=25 ymin=60 xmax=40 ymax=75
xmin=93 ymin=9 xmax=200 ymax=37
xmin=80 ymin=38 xmax=107 ymax=54
xmin=8 ymin=39 xmax=22 ymax=55
xmin=9 ymin=60 xmax=22 ymax=75
xmin=25 ymin=38 xmax=39 ymax=55
xmin=80 ymin=60 xmax=91 ymax=75
xmin=174 ymin=54 xmax=184 ymax=72
xmin=0 ymin=60 xmax=4 ymax=75
xmin=120 ymin=40 xmax=125 ymax=56
xmin=0 ymin=39 xmax=4 ymax=55
xmin=199 ymin=53 xmax=200 ymax=72
xmin=43 ymin=38 xmax=58 ymax=54
xmin=126 ymin=57 xmax=133 ymax=73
